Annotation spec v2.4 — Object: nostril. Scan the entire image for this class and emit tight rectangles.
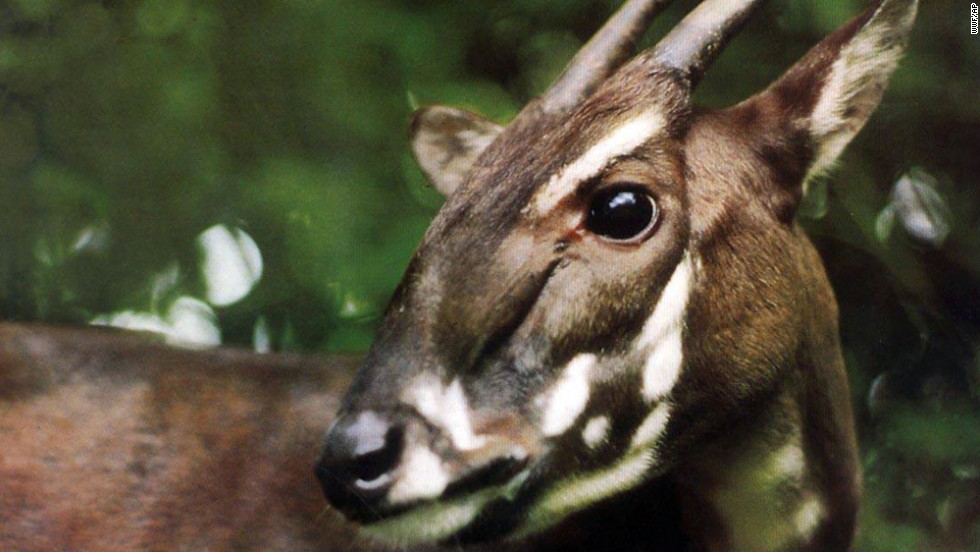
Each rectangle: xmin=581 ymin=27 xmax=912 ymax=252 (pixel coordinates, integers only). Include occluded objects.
xmin=352 ymin=426 xmax=404 ymax=485
xmin=317 ymin=411 xmax=407 ymax=521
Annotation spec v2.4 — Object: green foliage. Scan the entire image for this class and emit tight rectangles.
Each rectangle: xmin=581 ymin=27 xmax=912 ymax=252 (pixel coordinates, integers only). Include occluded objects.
xmin=0 ymin=0 xmax=977 ymax=549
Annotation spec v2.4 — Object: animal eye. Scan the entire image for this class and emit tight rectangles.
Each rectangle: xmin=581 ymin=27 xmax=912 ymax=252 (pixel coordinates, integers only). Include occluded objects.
xmin=585 ymin=187 xmax=658 ymax=242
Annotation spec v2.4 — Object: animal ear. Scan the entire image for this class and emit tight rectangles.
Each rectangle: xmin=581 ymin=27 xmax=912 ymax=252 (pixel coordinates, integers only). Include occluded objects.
xmin=409 ymin=106 xmax=503 ymax=197
xmin=743 ymin=0 xmax=917 ymax=185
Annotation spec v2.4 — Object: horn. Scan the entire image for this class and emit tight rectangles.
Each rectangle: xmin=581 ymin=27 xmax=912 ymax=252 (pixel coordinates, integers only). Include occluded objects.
xmin=539 ymin=0 xmax=675 ymax=115
xmin=649 ymin=0 xmax=768 ymax=88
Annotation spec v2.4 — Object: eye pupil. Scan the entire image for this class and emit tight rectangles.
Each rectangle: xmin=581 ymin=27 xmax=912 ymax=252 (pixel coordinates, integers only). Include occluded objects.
xmin=586 ymin=188 xmax=657 ymax=242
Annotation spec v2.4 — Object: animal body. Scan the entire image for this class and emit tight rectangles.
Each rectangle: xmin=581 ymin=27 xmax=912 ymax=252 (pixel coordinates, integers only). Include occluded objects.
xmin=0 ymin=324 xmax=368 ymax=551
xmin=316 ymin=0 xmax=919 ymax=550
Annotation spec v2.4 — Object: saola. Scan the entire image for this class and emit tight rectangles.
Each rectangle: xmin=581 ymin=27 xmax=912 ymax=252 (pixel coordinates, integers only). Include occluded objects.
xmin=316 ymin=0 xmax=918 ymax=550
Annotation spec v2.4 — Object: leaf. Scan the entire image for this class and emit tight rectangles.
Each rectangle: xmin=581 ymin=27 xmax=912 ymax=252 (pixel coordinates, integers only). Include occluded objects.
xmin=890 ymin=168 xmax=952 ymax=247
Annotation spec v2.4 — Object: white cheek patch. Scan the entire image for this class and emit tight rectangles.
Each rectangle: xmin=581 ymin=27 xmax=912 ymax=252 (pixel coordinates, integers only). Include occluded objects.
xmin=517 ymin=256 xmax=694 ymax=535
xmin=806 ymin=0 xmax=917 ymax=189
xmin=538 ymin=353 xmax=596 ymax=437
xmin=532 ymin=110 xmax=666 ymax=214
xmin=581 ymin=416 xmax=610 ymax=449
xmin=637 ymin=252 xmax=694 ymax=402
xmin=522 ymin=396 xmax=674 ymax=535
xmin=387 ymin=446 xmax=451 ymax=505
xmin=401 ymin=375 xmax=486 ymax=452
xmin=629 ymin=401 xmax=671 ymax=450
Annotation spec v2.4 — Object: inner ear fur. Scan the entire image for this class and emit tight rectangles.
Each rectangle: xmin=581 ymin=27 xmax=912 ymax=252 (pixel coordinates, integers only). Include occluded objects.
xmin=409 ymin=105 xmax=504 ymax=197
xmin=732 ymin=0 xmax=917 ymax=195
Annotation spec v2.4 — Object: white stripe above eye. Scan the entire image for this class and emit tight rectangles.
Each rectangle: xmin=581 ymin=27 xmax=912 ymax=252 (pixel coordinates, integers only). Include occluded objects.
xmin=533 ymin=110 xmax=666 ymax=213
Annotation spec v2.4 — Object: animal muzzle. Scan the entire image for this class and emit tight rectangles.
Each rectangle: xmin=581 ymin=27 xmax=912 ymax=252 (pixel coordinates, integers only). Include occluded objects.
xmin=316 ymin=410 xmax=408 ymax=522
xmin=316 ymin=407 xmax=529 ymax=524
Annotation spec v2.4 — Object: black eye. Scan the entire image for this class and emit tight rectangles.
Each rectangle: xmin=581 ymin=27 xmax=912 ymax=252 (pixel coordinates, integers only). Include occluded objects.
xmin=585 ymin=187 xmax=658 ymax=242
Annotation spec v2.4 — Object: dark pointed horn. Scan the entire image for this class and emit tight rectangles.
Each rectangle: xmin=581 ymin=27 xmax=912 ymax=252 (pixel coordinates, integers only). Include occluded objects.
xmin=539 ymin=0 xmax=675 ymax=115
xmin=650 ymin=0 xmax=768 ymax=89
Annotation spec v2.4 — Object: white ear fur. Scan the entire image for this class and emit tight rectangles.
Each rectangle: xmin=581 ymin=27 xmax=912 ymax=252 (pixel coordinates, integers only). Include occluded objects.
xmin=409 ymin=106 xmax=503 ymax=197
xmin=806 ymin=0 xmax=918 ymax=185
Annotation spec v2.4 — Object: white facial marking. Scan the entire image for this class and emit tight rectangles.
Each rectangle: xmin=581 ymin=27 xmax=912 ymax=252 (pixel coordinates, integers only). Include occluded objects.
xmin=630 ymin=401 xmax=671 ymax=450
xmin=520 ymin=448 xmax=657 ymax=537
xmin=523 ymin=395 xmax=677 ymax=534
xmin=533 ymin=110 xmax=666 ymax=213
xmin=387 ymin=446 xmax=450 ymax=505
xmin=641 ymin=332 xmax=683 ymax=401
xmin=442 ymin=379 xmax=487 ymax=450
xmin=540 ymin=354 xmax=596 ymax=437
xmin=402 ymin=375 xmax=486 ymax=452
xmin=581 ymin=416 xmax=610 ymax=449
xmin=517 ymin=255 xmax=693 ymax=535
xmin=806 ymin=0 xmax=918 ymax=188
xmin=638 ymin=252 xmax=694 ymax=402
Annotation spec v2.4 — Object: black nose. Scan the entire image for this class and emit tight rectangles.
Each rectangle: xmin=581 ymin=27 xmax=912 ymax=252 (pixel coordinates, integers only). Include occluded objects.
xmin=316 ymin=411 xmax=405 ymax=521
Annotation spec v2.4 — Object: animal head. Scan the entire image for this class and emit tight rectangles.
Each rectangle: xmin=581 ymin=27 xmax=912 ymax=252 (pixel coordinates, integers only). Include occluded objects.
xmin=316 ymin=0 xmax=917 ymax=545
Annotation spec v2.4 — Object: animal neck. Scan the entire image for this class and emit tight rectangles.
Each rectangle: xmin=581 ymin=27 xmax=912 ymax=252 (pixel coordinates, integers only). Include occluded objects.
xmin=674 ymin=380 xmax=858 ymax=552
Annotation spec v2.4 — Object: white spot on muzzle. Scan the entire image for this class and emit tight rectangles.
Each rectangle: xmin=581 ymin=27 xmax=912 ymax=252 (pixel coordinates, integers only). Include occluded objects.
xmin=540 ymin=354 xmax=596 ymax=437
xmin=637 ymin=252 xmax=694 ymax=402
xmin=443 ymin=379 xmax=486 ymax=450
xmin=387 ymin=446 xmax=450 ymax=505
xmin=581 ymin=416 xmax=610 ymax=449
xmin=533 ymin=110 xmax=667 ymax=213
xmin=402 ymin=375 xmax=486 ymax=452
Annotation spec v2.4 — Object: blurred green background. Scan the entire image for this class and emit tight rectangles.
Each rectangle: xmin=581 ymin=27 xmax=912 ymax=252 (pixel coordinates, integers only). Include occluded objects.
xmin=0 ymin=0 xmax=977 ymax=549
